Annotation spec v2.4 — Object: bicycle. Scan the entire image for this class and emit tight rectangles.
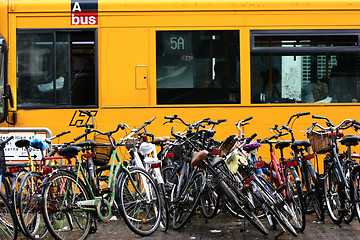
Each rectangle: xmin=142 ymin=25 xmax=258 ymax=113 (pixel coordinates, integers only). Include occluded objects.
xmin=15 ymin=131 xmax=70 ymax=239
xmin=112 ymin=116 xmax=170 ymax=232
xmin=0 ymin=136 xmax=18 ymax=240
xmin=41 ymin=112 xmax=161 ymax=239
xmin=260 ymin=126 xmax=305 ymax=232
xmin=306 ymin=115 xmax=357 ymax=224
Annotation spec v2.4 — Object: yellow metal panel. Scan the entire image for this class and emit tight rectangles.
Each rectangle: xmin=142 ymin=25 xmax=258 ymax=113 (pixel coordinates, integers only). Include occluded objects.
xmin=100 ymin=27 xmax=149 ymax=107
xmin=8 ymin=0 xmax=360 ymax=12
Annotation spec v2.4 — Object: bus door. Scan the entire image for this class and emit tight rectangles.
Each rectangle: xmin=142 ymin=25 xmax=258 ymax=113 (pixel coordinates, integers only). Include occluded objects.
xmin=0 ymin=35 xmax=13 ymax=124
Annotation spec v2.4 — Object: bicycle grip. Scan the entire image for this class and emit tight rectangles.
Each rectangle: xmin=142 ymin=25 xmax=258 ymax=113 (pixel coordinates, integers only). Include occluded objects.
xmin=246 ymin=133 xmax=257 ymax=143
xmin=74 ymin=133 xmax=87 ymax=142
xmin=312 ymin=115 xmax=325 ymax=119
xmin=298 ymin=112 xmax=310 ymax=116
xmin=243 ymin=116 xmax=253 ymax=122
xmin=58 ymin=130 xmax=71 ymax=137
xmin=164 ymin=115 xmax=177 ymax=120
xmin=353 ymin=120 xmax=360 ymax=126
xmin=217 ymin=119 xmax=227 ymax=123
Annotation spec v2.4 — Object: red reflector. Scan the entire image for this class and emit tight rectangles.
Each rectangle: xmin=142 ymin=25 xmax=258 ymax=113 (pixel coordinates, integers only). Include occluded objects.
xmin=244 ymin=177 xmax=254 ymax=185
xmin=84 ymin=153 xmax=93 ymax=158
xmin=339 ymin=153 xmax=345 ymax=159
xmin=254 ymin=162 xmax=265 ymax=168
xmin=305 ymin=154 xmax=314 ymax=160
xmin=352 ymin=153 xmax=360 ymax=159
xmin=211 ymin=149 xmax=221 ymax=155
xmin=43 ymin=167 xmax=53 ymax=174
xmin=10 ymin=168 xmax=20 ymax=173
xmin=151 ymin=163 xmax=161 ymax=168
xmin=286 ymin=160 xmax=298 ymax=167
xmin=165 ymin=153 xmax=174 ymax=158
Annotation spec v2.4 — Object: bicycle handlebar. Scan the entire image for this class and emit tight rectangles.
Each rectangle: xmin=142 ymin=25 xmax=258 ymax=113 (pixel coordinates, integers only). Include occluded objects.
xmin=44 ymin=130 xmax=71 ymax=144
xmin=0 ymin=136 xmax=14 ymax=148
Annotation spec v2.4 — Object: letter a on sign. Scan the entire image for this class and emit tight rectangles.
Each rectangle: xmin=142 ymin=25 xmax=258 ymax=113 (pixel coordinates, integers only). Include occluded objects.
xmin=71 ymin=0 xmax=98 ymax=25
xmin=72 ymin=2 xmax=82 ymax=11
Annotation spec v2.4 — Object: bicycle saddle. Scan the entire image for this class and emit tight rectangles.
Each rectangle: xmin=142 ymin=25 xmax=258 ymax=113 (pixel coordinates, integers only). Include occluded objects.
xmin=275 ymin=141 xmax=290 ymax=150
xmin=340 ymin=134 xmax=360 ymax=146
xmin=59 ymin=146 xmax=83 ymax=158
xmin=191 ymin=150 xmax=208 ymax=167
xmin=15 ymin=139 xmax=30 ymax=148
xmin=291 ymin=140 xmax=311 ymax=151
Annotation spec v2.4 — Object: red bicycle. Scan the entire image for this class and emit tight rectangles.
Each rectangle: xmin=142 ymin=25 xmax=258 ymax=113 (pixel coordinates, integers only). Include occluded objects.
xmin=260 ymin=125 xmax=306 ymax=232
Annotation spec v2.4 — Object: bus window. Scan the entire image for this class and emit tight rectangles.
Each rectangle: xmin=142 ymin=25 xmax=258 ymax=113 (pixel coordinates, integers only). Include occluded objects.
xmin=156 ymin=30 xmax=240 ymax=104
xmin=16 ymin=30 xmax=97 ymax=108
xmin=251 ymin=30 xmax=360 ymax=104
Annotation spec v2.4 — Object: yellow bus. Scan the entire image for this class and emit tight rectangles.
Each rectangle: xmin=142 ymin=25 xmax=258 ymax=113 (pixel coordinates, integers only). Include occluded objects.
xmin=1 ymin=0 xmax=360 ymax=162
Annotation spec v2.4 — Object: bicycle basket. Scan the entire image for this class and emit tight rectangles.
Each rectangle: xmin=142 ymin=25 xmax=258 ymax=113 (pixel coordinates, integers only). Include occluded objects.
xmin=219 ymin=134 xmax=241 ymax=156
xmin=307 ymin=130 xmax=330 ymax=154
xmin=93 ymin=134 xmax=114 ymax=166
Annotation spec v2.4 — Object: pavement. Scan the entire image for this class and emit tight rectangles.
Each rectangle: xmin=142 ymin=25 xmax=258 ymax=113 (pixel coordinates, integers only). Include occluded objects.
xmin=84 ymin=211 xmax=360 ymax=240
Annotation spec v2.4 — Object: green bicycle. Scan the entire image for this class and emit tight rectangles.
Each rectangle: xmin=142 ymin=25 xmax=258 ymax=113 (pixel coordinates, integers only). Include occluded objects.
xmin=41 ymin=111 xmax=161 ymax=240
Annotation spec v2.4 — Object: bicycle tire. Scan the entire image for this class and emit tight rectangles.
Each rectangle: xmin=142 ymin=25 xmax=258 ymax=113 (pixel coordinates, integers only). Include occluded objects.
xmin=158 ymin=184 xmax=169 ymax=232
xmin=343 ymin=161 xmax=356 ymax=224
xmin=17 ymin=171 xmax=48 ymax=240
xmin=284 ymin=167 xmax=306 ymax=232
xmin=255 ymin=175 xmax=298 ymax=237
xmin=306 ymin=163 xmax=325 ymax=221
xmin=42 ymin=171 xmax=92 ymax=240
xmin=216 ymin=176 xmax=268 ymax=235
xmin=9 ymin=169 xmax=28 ymax=236
xmin=200 ymin=184 xmax=220 ymax=219
xmin=117 ymin=167 xmax=161 ymax=236
xmin=172 ymin=171 xmax=204 ymax=230
xmin=0 ymin=191 xmax=18 ymax=240
xmin=352 ymin=167 xmax=360 ymax=223
xmin=324 ymin=169 xmax=343 ymax=225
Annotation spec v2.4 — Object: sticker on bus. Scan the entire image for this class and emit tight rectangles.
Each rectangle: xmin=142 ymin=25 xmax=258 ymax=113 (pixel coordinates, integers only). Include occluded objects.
xmin=0 ymin=132 xmax=47 ymax=165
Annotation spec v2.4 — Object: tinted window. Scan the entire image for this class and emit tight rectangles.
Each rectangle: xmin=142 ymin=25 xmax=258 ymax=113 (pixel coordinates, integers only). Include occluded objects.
xmin=251 ymin=30 xmax=360 ymax=104
xmin=156 ymin=30 xmax=240 ymax=104
xmin=16 ymin=30 xmax=96 ymax=108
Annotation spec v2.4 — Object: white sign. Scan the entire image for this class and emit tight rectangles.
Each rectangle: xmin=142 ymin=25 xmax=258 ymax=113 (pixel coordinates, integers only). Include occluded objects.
xmin=0 ymin=132 xmax=47 ymax=164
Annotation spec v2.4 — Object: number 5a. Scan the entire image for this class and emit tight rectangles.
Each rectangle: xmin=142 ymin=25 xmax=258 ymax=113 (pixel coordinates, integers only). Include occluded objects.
xmin=170 ymin=37 xmax=185 ymax=50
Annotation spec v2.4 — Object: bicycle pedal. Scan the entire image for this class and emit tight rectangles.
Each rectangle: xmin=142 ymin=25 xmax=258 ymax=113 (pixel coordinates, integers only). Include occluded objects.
xmin=276 ymin=184 xmax=286 ymax=193
xmin=89 ymin=221 xmax=97 ymax=234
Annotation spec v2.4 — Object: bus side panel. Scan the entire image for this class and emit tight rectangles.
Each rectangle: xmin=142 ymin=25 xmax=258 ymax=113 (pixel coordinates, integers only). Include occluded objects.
xmin=100 ymin=27 xmax=150 ymax=107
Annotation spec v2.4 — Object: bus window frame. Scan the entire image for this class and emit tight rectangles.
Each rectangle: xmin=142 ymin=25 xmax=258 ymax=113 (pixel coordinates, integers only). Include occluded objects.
xmin=16 ymin=28 xmax=98 ymax=109
xmin=250 ymin=29 xmax=360 ymax=54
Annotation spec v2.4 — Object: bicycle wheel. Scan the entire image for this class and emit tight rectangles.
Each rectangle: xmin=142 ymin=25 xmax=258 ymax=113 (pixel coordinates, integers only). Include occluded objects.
xmin=284 ymin=167 xmax=306 ymax=232
xmin=158 ymin=184 xmax=169 ymax=232
xmin=10 ymin=169 xmax=27 ymax=235
xmin=344 ymin=161 xmax=356 ymax=224
xmin=228 ymin=181 xmax=268 ymax=235
xmin=17 ymin=171 xmax=48 ymax=239
xmin=255 ymin=175 xmax=297 ymax=237
xmin=42 ymin=171 xmax=92 ymax=240
xmin=352 ymin=168 xmax=360 ymax=223
xmin=0 ymin=192 xmax=18 ymax=240
xmin=305 ymin=163 xmax=324 ymax=221
xmin=324 ymin=169 xmax=343 ymax=224
xmin=117 ymin=167 xmax=161 ymax=236
xmin=200 ymin=183 xmax=220 ymax=219
xmin=172 ymin=171 xmax=204 ymax=230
